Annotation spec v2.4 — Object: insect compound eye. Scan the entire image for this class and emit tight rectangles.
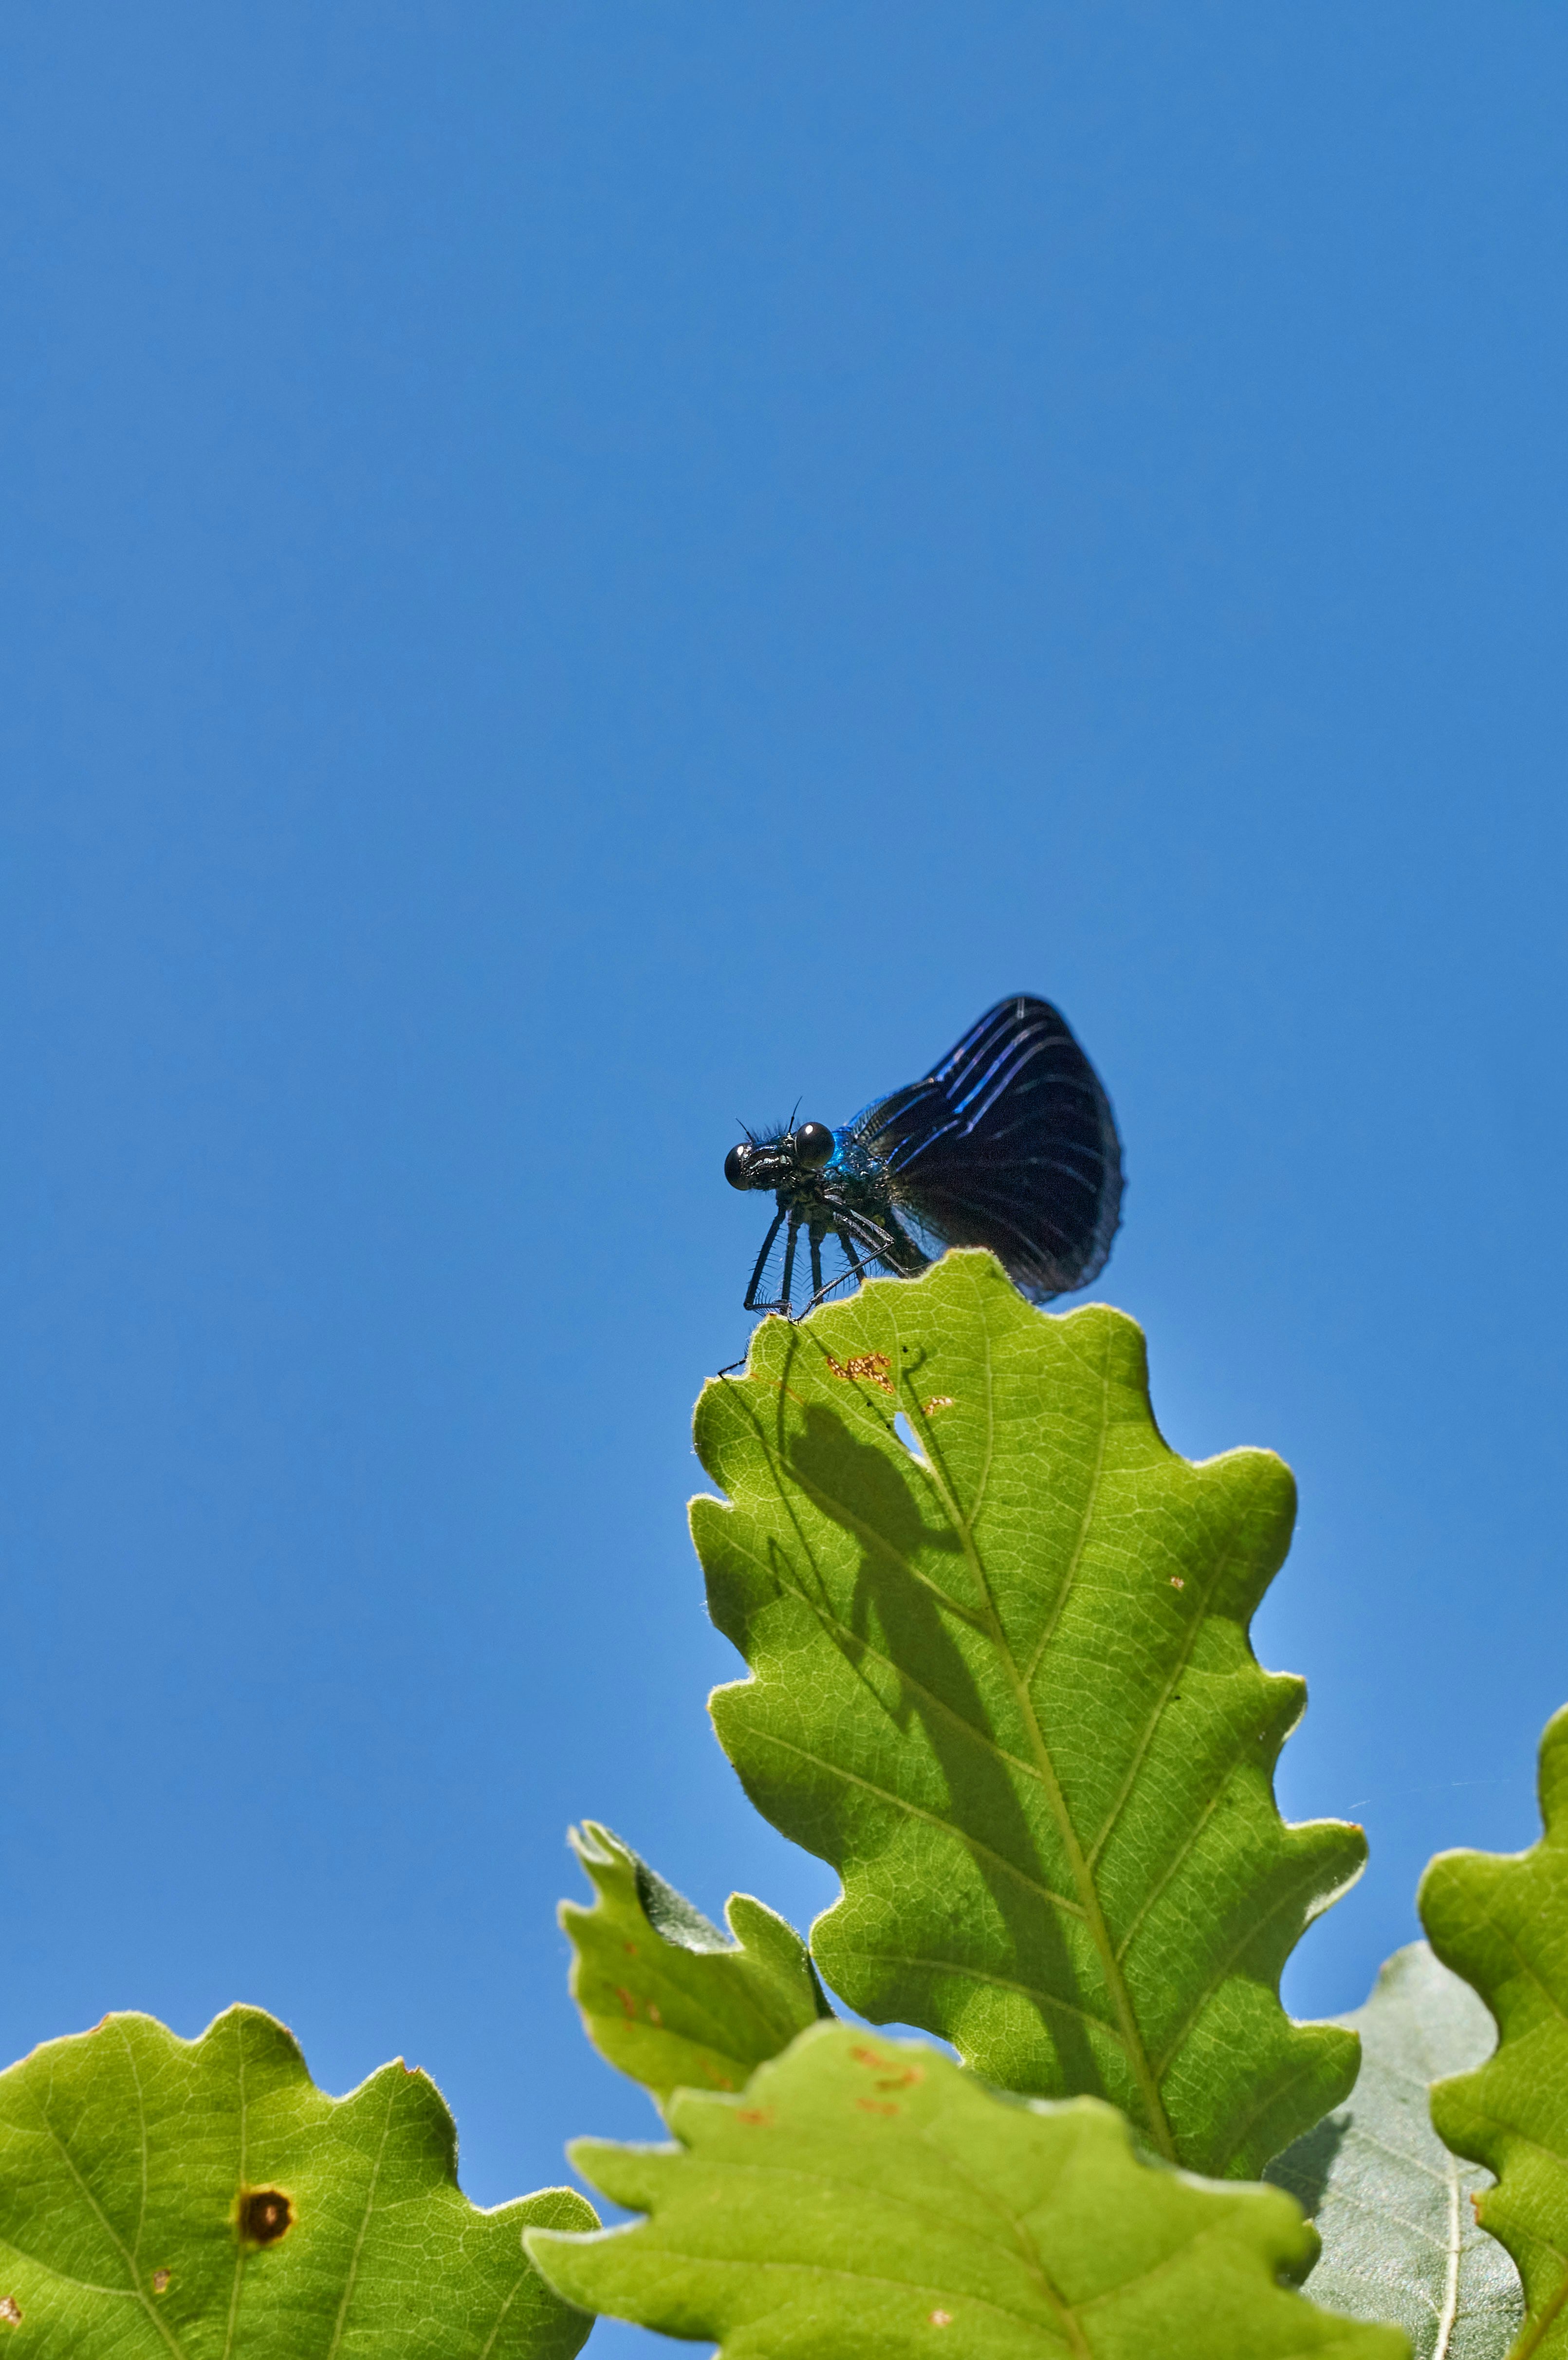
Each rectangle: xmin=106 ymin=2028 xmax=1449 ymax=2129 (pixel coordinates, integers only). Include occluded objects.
xmin=724 ymin=1143 xmax=755 ymax=1189
xmin=793 ymin=1122 xmax=834 ymax=1169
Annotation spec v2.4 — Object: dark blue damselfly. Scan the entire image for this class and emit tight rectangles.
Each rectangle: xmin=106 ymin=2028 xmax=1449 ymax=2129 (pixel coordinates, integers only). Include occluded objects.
xmin=724 ymin=995 xmax=1123 ymax=1317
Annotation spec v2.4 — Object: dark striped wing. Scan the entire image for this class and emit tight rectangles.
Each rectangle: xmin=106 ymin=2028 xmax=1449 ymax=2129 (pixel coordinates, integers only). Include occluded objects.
xmin=854 ymin=995 xmax=1123 ymax=1301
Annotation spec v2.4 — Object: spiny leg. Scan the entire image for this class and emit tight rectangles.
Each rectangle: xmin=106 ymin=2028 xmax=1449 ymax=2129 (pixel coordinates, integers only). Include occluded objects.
xmin=778 ymin=1211 xmax=801 ymax=1314
xmin=809 ymin=1223 xmax=827 ymax=1302
xmin=862 ymin=1207 xmax=928 ymax=1278
xmin=798 ymin=1213 xmax=886 ymax=1315
xmin=743 ymin=1207 xmax=787 ymax=1313
xmin=800 ymin=1207 xmax=927 ymax=1314
xmin=836 ymin=1226 xmax=870 ymax=1287
xmin=837 ymin=1208 xmax=907 ymax=1271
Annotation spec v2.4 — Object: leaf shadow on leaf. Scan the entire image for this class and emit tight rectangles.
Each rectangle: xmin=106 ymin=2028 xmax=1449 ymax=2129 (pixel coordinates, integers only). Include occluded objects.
xmin=1266 ymin=2108 xmax=1350 ymax=2226
xmin=781 ymin=1387 xmax=1102 ymax=2098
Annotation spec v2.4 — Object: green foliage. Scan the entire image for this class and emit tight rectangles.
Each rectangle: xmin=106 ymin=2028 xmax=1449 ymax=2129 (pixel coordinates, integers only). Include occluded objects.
xmin=1268 ymin=1943 xmax=1522 ymax=2359
xmin=690 ymin=1250 xmax=1364 ymax=2176
xmin=5 ymin=1240 xmax=1559 ymax=2358
xmin=562 ymin=1821 xmax=829 ymax=2107
xmin=528 ymin=2021 xmax=1408 ymax=2360
xmin=0 ymin=2004 xmax=596 ymax=2358
xmin=1421 ymin=1705 xmax=1568 ymax=2359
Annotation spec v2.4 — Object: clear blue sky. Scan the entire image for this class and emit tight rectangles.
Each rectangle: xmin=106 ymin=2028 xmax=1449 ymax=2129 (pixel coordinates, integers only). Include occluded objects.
xmin=2 ymin=4 xmax=1565 ymax=2334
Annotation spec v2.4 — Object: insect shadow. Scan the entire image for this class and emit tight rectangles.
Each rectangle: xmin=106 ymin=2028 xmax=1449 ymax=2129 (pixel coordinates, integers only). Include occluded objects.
xmin=776 ymin=1389 xmax=1104 ymax=2104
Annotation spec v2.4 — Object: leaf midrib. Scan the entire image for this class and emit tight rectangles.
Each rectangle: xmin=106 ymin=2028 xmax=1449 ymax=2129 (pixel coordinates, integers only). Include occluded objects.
xmin=756 ymin=1430 xmax=1289 ymax=2100
xmin=906 ymin=1315 xmax=1178 ymax=2162
xmin=751 ymin=1727 xmax=1088 ymax=1924
xmin=752 ymin=1535 xmax=1090 ymax=1840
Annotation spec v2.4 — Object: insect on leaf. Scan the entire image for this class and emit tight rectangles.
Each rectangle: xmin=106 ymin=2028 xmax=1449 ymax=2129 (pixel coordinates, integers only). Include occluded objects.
xmin=691 ymin=1249 xmax=1365 ymax=2177
xmin=562 ymin=1821 xmax=829 ymax=2108
xmin=1420 ymin=1702 xmax=1568 ymax=2360
xmin=0 ymin=2004 xmax=596 ymax=2357
xmin=527 ymin=2022 xmax=1409 ymax=2360
xmin=1268 ymin=1942 xmax=1522 ymax=2359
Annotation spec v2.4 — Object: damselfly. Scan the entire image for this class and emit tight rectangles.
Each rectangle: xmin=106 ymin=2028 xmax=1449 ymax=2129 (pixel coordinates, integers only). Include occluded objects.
xmin=724 ymin=995 xmax=1123 ymax=1317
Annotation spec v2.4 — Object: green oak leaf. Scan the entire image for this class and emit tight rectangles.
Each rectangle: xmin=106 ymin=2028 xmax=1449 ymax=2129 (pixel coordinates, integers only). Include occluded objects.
xmin=1420 ymin=1703 xmax=1568 ymax=2359
xmin=1268 ymin=1943 xmax=1522 ymax=2359
xmin=0 ymin=2004 xmax=596 ymax=2357
xmin=528 ymin=2021 xmax=1408 ymax=2359
xmin=690 ymin=1249 xmax=1365 ymax=2177
xmin=562 ymin=1821 xmax=830 ymax=2107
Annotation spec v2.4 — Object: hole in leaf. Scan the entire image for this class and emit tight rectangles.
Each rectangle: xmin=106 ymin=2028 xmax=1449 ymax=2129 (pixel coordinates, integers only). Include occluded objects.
xmin=237 ymin=2187 xmax=294 ymax=2246
xmin=892 ymin=1412 xmax=927 ymax=1462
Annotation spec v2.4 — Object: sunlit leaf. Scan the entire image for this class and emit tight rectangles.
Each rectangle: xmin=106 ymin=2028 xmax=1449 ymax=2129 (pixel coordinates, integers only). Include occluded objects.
xmin=1420 ymin=1702 xmax=1568 ymax=2359
xmin=561 ymin=1821 xmax=829 ymax=2108
xmin=0 ymin=2004 xmax=596 ymax=2356
xmin=1268 ymin=1943 xmax=1522 ymax=2358
xmin=529 ymin=2022 xmax=1407 ymax=2359
xmin=690 ymin=1250 xmax=1364 ymax=2176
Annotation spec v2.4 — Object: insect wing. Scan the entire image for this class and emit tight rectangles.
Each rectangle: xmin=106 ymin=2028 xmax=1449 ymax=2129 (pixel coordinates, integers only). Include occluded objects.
xmin=857 ymin=995 xmax=1123 ymax=1301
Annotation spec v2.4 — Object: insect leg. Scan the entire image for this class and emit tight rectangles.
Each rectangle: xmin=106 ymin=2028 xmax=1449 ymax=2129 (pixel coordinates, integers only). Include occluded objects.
xmin=778 ymin=1212 xmax=801 ymax=1314
xmin=833 ymin=1208 xmax=908 ymax=1271
xmin=794 ymin=1212 xmax=891 ymax=1315
xmin=809 ymin=1224 xmax=826 ymax=1301
xmin=743 ymin=1208 xmax=787 ymax=1313
xmin=836 ymin=1227 xmax=870 ymax=1285
xmin=825 ymin=1209 xmax=925 ymax=1293
xmin=875 ymin=1210 xmax=929 ymax=1276
xmin=792 ymin=1224 xmax=868 ymax=1316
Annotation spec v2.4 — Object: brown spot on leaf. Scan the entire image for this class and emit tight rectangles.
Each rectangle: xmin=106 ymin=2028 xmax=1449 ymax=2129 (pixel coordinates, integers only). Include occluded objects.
xmin=237 ymin=2188 xmax=294 ymax=2247
xmin=736 ymin=2107 xmax=774 ymax=2126
xmin=929 ymin=2310 xmax=953 ymax=2327
xmin=646 ymin=2002 xmax=662 ymax=2025
xmin=614 ymin=1986 xmax=638 ymax=2020
xmin=857 ymin=2098 xmax=900 ymax=2116
xmin=922 ymin=1397 xmax=955 ymax=1413
xmin=1170 ymin=1576 xmax=1184 ymax=1588
xmin=850 ymin=2044 xmax=922 ymax=2097
xmin=152 ymin=2271 xmax=170 ymax=2294
xmin=0 ymin=2297 xmax=19 ymax=2324
xmin=825 ymin=1353 xmax=894 ymax=1394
